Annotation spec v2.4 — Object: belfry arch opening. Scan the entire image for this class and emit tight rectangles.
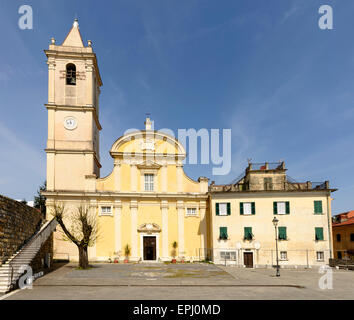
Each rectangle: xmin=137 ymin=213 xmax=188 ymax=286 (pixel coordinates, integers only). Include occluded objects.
xmin=66 ymin=63 xmax=76 ymax=85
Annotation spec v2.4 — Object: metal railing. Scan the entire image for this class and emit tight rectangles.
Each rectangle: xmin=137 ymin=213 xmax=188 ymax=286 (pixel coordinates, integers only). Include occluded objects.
xmin=7 ymin=218 xmax=58 ymax=289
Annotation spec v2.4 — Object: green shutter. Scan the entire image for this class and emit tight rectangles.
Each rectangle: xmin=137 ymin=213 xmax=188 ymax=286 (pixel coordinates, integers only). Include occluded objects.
xmin=244 ymin=227 xmax=252 ymax=240
xmin=219 ymin=227 xmax=228 ymax=240
xmin=285 ymin=202 xmax=290 ymax=214
xmin=314 ymin=201 xmax=323 ymax=214
xmin=315 ymin=227 xmax=324 ymax=241
xmin=216 ymin=203 xmax=219 ymax=216
xmin=240 ymin=202 xmax=244 ymax=215
xmin=251 ymin=202 xmax=255 ymax=215
xmin=273 ymin=202 xmax=278 ymax=215
xmin=278 ymin=227 xmax=287 ymax=240
xmin=227 ymin=203 xmax=231 ymax=215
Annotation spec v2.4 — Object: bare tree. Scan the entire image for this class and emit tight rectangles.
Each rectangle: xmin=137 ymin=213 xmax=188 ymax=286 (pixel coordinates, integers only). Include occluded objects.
xmin=52 ymin=203 xmax=98 ymax=269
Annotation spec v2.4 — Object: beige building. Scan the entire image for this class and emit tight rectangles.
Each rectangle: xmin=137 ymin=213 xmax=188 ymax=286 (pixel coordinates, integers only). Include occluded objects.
xmin=209 ymin=162 xmax=336 ymax=268
xmin=43 ymin=20 xmax=209 ymax=262
xmin=42 ymin=20 xmax=335 ymax=267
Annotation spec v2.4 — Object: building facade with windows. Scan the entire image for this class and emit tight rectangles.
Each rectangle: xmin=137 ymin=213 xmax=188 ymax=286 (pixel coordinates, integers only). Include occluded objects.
xmin=43 ymin=21 xmax=209 ymax=262
xmin=42 ymin=21 xmax=335 ymax=267
xmin=209 ymin=162 xmax=336 ymax=268
xmin=332 ymin=211 xmax=354 ymax=260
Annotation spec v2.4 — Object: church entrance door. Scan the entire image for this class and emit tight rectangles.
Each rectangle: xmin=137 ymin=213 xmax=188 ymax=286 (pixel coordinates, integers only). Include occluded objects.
xmin=143 ymin=236 xmax=156 ymax=261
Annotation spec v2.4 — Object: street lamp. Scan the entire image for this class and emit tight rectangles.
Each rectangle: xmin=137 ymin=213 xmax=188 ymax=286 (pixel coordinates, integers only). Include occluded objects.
xmin=272 ymin=217 xmax=280 ymax=277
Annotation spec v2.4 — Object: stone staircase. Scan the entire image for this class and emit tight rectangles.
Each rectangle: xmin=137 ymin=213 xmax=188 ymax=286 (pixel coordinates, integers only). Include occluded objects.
xmin=0 ymin=218 xmax=58 ymax=293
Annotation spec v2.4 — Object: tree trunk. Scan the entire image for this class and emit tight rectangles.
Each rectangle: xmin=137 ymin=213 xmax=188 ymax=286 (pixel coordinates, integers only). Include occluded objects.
xmin=78 ymin=245 xmax=89 ymax=269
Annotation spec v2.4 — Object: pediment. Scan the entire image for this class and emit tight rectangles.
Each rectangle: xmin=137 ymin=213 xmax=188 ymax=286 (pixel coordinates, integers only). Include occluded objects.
xmin=137 ymin=160 xmax=161 ymax=170
xmin=137 ymin=223 xmax=161 ymax=233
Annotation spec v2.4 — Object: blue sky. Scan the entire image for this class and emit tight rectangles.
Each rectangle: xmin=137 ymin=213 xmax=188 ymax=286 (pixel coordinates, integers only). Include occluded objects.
xmin=0 ymin=0 xmax=353 ymax=214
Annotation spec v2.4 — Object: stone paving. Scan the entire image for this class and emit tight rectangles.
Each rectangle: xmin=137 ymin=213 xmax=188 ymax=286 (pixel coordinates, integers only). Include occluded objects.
xmin=2 ymin=262 xmax=354 ymax=300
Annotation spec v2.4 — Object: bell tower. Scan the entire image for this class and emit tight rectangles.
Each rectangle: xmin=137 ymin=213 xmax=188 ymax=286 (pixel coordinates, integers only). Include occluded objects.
xmin=45 ymin=19 xmax=102 ymax=191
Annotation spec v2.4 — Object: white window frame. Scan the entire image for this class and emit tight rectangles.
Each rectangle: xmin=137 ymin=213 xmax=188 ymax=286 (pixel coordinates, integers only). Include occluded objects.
xmin=277 ymin=202 xmax=286 ymax=215
xmin=100 ymin=205 xmax=113 ymax=216
xmin=219 ymin=203 xmax=228 ymax=216
xmin=186 ymin=207 xmax=198 ymax=217
xmin=243 ymin=202 xmax=252 ymax=215
xmin=220 ymin=251 xmax=237 ymax=261
xmin=280 ymin=251 xmax=288 ymax=261
xmin=144 ymin=173 xmax=155 ymax=191
xmin=316 ymin=251 xmax=324 ymax=261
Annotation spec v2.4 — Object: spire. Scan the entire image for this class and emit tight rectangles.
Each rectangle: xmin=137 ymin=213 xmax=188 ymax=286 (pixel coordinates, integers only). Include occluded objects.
xmin=61 ymin=18 xmax=84 ymax=47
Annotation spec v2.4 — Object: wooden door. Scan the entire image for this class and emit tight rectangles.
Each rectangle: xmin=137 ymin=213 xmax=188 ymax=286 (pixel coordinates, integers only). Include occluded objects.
xmin=243 ymin=252 xmax=253 ymax=268
xmin=143 ymin=236 xmax=156 ymax=260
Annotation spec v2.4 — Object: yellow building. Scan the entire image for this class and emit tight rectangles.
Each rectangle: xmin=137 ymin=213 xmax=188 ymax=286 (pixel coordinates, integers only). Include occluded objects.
xmin=43 ymin=21 xmax=335 ymax=267
xmin=209 ymin=162 xmax=336 ymax=268
xmin=43 ymin=20 xmax=209 ymax=262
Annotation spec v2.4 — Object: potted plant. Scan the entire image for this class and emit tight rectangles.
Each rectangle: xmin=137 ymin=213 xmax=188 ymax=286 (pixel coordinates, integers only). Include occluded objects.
xmin=113 ymin=251 xmax=119 ymax=263
xmin=124 ymin=244 xmax=131 ymax=263
xmin=171 ymin=241 xmax=178 ymax=263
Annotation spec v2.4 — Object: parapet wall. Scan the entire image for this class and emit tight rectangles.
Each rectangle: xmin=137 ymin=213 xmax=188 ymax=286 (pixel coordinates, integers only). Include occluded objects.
xmin=0 ymin=195 xmax=42 ymax=264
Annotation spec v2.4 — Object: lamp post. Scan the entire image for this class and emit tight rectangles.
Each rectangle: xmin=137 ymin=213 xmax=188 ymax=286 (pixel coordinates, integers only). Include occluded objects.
xmin=272 ymin=217 xmax=280 ymax=277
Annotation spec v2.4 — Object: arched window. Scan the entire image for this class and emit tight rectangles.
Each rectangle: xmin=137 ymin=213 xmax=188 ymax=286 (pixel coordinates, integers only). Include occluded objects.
xmin=66 ymin=63 xmax=76 ymax=85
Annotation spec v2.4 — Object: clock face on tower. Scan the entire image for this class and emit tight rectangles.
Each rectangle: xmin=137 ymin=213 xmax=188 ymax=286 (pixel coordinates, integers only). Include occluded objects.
xmin=63 ymin=116 xmax=77 ymax=130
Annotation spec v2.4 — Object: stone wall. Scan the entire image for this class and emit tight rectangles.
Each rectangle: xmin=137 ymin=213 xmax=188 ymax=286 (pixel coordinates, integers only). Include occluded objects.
xmin=0 ymin=194 xmax=42 ymax=264
xmin=30 ymin=234 xmax=53 ymax=273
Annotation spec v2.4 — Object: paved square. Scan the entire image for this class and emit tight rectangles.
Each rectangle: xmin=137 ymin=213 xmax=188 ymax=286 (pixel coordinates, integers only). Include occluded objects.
xmin=2 ymin=263 xmax=354 ymax=300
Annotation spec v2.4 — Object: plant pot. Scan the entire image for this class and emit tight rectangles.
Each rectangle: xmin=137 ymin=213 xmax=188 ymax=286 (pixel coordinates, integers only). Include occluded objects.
xmin=114 ymin=259 xmax=119 ymax=264
xmin=124 ymin=259 xmax=129 ymax=263
xmin=171 ymin=259 xmax=177 ymax=263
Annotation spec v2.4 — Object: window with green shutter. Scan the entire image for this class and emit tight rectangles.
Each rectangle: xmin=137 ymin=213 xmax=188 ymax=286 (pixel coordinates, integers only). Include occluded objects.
xmin=278 ymin=227 xmax=287 ymax=240
xmin=314 ymin=201 xmax=323 ymax=214
xmin=240 ymin=202 xmax=255 ymax=215
xmin=315 ymin=227 xmax=324 ymax=241
xmin=219 ymin=227 xmax=228 ymax=240
xmin=244 ymin=227 xmax=253 ymax=240
xmin=273 ymin=202 xmax=278 ymax=214
xmin=216 ymin=203 xmax=229 ymax=216
xmin=273 ymin=201 xmax=290 ymax=215
xmin=285 ymin=201 xmax=290 ymax=214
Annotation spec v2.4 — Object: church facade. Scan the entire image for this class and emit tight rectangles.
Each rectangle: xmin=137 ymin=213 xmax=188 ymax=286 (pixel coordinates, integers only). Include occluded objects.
xmin=43 ymin=21 xmax=335 ymax=267
xmin=43 ymin=20 xmax=209 ymax=262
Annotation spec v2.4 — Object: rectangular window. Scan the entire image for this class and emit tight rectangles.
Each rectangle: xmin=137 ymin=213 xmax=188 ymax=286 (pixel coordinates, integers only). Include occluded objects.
xmin=220 ymin=251 xmax=236 ymax=261
xmin=315 ymin=227 xmax=324 ymax=241
xmin=244 ymin=227 xmax=253 ymax=240
xmin=186 ymin=208 xmax=197 ymax=216
xmin=216 ymin=203 xmax=231 ymax=216
xmin=101 ymin=206 xmax=112 ymax=215
xmin=273 ymin=201 xmax=290 ymax=215
xmin=314 ymin=201 xmax=323 ymax=214
xmin=280 ymin=251 xmax=287 ymax=260
xmin=316 ymin=251 xmax=324 ymax=261
xmin=144 ymin=174 xmax=154 ymax=191
xmin=264 ymin=178 xmax=273 ymax=190
xmin=219 ymin=227 xmax=228 ymax=240
xmin=278 ymin=227 xmax=287 ymax=240
xmin=351 ymin=233 xmax=354 ymax=242
xmin=240 ymin=202 xmax=255 ymax=215
xmin=336 ymin=234 xmax=341 ymax=242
